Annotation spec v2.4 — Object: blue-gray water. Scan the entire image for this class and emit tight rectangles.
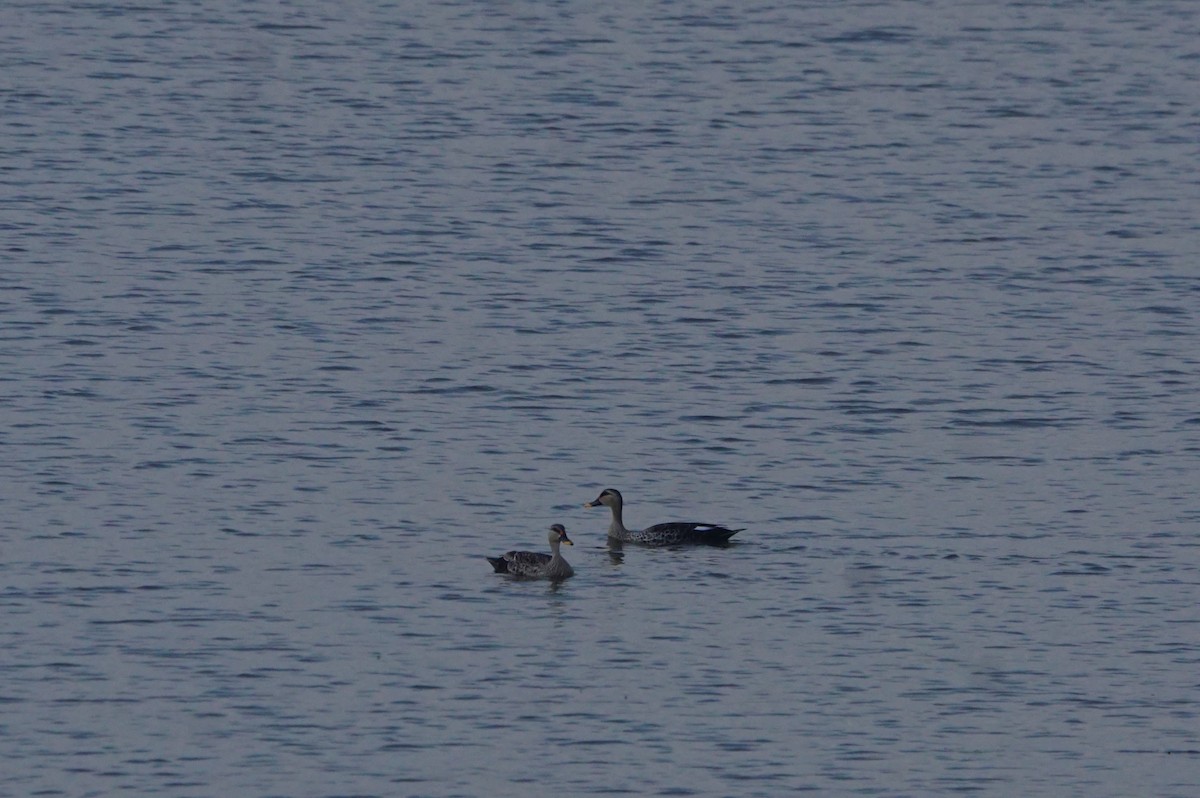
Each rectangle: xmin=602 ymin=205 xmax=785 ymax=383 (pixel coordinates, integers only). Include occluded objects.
xmin=3 ymin=1 xmax=1199 ymax=796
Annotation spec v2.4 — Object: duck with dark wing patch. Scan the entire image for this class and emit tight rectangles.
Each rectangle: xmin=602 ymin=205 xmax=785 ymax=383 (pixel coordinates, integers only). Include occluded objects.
xmin=584 ymin=488 xmax=742 ymax=546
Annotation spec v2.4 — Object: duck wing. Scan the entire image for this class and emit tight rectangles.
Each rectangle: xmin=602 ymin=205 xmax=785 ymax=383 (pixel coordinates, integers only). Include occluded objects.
xmin=634 ymin=522 xmax=743 ymax=547
xmin=496 ymin=550 xmax=552 ymax=577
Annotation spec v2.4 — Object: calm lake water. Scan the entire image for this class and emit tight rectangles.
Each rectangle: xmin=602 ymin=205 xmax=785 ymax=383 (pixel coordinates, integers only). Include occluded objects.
xmin=3 ymin=1 xmax=1199 ymax=796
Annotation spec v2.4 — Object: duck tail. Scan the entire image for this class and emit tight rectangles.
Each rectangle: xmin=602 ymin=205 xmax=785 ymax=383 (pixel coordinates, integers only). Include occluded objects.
xmin=708 ymin=526 xmax=743 ymax=544
xmin=486 ymin=556 xmax=508 ymax=573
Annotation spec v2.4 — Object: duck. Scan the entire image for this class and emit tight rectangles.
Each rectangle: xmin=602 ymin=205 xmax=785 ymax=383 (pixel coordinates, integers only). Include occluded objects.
xmin=487 ymin=524 xmax=575 ymax=579
xmin=584 ymin=488 xmax=742 ymax=546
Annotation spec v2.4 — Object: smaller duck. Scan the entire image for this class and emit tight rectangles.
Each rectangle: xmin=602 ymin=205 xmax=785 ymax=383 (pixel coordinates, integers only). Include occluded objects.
xmin=584 ymin=488 xmax=743 ymax=546
xmin=487 ymin=524 xmax=575 ymax=579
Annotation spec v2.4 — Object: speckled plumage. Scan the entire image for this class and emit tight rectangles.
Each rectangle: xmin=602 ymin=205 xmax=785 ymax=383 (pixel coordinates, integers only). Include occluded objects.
xmin=487 ymin=524 xmax=575 ymax=579
xmin=584 ymin=488 xmax=743 ymax=546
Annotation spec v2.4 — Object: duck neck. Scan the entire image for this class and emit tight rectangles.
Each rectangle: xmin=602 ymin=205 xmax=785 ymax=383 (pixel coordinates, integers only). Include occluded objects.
xmin=607 ymin=502 xmax=628 ymax=537
xmin=547 ymin=543 xmax=572 ymax=578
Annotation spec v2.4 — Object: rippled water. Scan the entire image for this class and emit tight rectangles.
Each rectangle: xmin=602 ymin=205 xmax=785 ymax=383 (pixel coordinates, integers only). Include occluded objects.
xmin=3 ymin=1 xmax=1199 ymax=796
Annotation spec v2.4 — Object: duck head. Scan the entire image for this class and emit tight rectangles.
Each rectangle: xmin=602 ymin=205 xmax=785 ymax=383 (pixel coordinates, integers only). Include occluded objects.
xmin=584 ymin=488 xmax=623 ymax=510
xmin=549 ymin=523 xmax=573 ymax=546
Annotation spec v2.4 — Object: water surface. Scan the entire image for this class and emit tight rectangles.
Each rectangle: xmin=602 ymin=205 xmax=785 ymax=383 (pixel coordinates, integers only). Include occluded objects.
xmin=3 ymin=1 xmax=1199 ymax=796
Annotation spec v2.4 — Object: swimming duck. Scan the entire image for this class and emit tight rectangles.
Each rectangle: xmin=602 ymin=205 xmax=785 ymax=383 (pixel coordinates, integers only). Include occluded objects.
xmin=487 ymin=524 xmax=575 ymax=579
xmin=584 ymin=488 xmax=742 ymax=546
